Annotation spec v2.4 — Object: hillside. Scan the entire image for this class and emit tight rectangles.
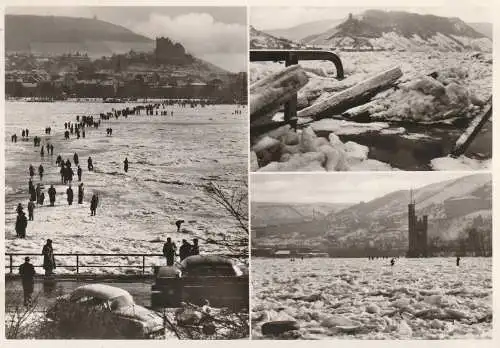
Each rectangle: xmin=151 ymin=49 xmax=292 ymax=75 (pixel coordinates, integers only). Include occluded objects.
xmin=324 ymin=174 xmax=491 ymax=245
xmin=253 ymin=174 xmax=491 ymax=249
xmin=250 ymin=26 xmax=301 ymax=49
xmin=6 ymin=14 xmax=154 ymax=57
xmin=267 ymin=19 xmax=343 ymax=42
xmin=251 ymin=201 xmax=350 ymax=227
xmin=305 ymin=10 xmax=491 ymax=52
xmin=468 ymin=22 xmax=493 ymax=39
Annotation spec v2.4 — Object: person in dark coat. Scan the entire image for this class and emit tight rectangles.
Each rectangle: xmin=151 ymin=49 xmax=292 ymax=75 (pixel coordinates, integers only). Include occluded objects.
xmin=29 ymin=164 xmax=35 ymax=178
xmin=73 ymin=153 xmax=79 ymax=166
xmin=29 ymin=180 xmax=36 ymax=202
xmin=19 ymin=257 xmax=36 ymax=306
xmin=163 ymin=237 xmax=177 ymax=266
xmin=56 ymin=155 xmax=62 ymax=167
xmin=35 ymin=184 xmax=42 ymax=204
xmin=50 ymin=144 xmax=54 ymax=155
xmin=64 ymin=130 xmax=70 ymax=140
xmin=26 ymin=129 xmax=29 ymax=137
xmin=40 ymin=192 xmax=45 ymax=205
xmin=16 ymin=203 xmax=24 ymax=215
xmin=15 ymin=211 xmax=28 ymax=238
xmin=28 ymin=199 xmax=35 ymax=221
xmin=88 ymin=157 xmax=94 ymax=171
xmin=60 ymin=165 xmax=66 ymax=184
xmin=42 ymin=239 xmax=56 ymax=276
xmin=191 ymin=239 xmax=199 ymax=256
xmin=66 ymin=185 xmax=74 ymax=205
xmin=82 ymin=129 xmax=86 ymax=138
xmin=40 ymin=146 xmax=44 ymax=157
xmin=390 ymin=258 xmax=395 ymax=266
xmin=90 ymin=193 xmax=99 ymax=216
xmin=175 ymin=219 xmax=184 ymax=233
xmin=77 ymin=166 xmax=82 ymax=181
xmin=78 ymin=183 xmax=84 ymax=204
xmin=48 ymin=185 xmax=56 ymax=206
xmin=38 ymin=164 xmax=44 ymax=181
xmin=22 ymin=129 xmax=26 ymax=138
xmin=67 ymin=166 xmax=74 ymax=183
xmin=456 ymin=256 xmax=461 ymax=266
xmin=124 ymin=157 xmax=129 ymax=173
xmin=179 ymin=239 xmax=192 ymax=261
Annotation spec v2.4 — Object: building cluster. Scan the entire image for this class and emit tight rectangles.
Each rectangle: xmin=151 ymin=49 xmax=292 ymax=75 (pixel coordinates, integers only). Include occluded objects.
xmin=5 ymin=38 xmax=247 ymax=103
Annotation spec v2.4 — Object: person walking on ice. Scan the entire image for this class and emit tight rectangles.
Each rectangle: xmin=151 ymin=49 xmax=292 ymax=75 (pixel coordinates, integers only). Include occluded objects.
xmin=27 ymin=199 xmax=35 ymax=221
xmin=90 ymin=193 xmax=99 ymax=216
xmin=19 ymin=257 xmax=36 ymax=306
xmin=48 ymin=184 xmax=56 ymax=206
xmin=38 ymin=164 xmax=44 ymax=181
xmin=66 ymin=185 xmax=74 ymax=205
xmin=163 ymin=237 xmax=177 ymax=266
xmin=124 ymin=157 xmax=129 ymax=173
xmin=78 ymin=183 xmax=84 ymax=204
xmin=88 ymin=157 xmax=94 ymax=171
xmin=42 ymin=239 xmax=56 ymax=276
xmin=77 ymin=165 xmax=82 ymax=181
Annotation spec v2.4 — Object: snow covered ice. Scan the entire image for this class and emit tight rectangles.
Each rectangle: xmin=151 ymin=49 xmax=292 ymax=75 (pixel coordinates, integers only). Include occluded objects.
xmin=5 ymin=101 xmax=248 ymax=274
xmin=252 ymin=257 xmax=492 ymax=339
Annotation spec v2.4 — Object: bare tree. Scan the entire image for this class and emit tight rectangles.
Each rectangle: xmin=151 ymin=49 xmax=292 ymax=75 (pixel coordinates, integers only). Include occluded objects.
xmin=203 ymin=180 xmax=248 ymax=235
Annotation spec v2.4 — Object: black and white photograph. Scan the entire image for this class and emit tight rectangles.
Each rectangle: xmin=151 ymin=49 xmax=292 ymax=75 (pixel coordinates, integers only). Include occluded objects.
xmin=251 ymin=172 xmax=492 ymax=339
xmin=249 ymin=6 xmax=492 ymax=171
xmin=4 ymin=6 xmax=249 ymax=339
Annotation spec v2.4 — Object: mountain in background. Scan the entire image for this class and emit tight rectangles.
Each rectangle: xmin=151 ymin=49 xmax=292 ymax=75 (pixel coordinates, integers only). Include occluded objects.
xmin=300 ymin=10 xmax=491 ymax=52
xmin=267 ymin=19 xmax=343 ymax=42
xmin=468 ymin=22 xmax=493 ymax=39
xmin=5 ymin=15 xmax=155 ymax=57
xmin=250 ymin=25 xmax=301 ymax=49
xmin=324 ymin=174 xmax=491 ymax=245
xmin=251 ymin=201 xmax=350 ymax=227
xmin=253 ymin=174 xmax=491 ymax=249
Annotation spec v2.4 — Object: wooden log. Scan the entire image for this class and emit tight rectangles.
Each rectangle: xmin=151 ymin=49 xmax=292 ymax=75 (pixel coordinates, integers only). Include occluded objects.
xmin=250 ymin=65 xmax=309 ymax=123
xmin=297 ymin=66 xmax=402 ymax=119
xmin=450 ymin=98 xmax=492 ymax=158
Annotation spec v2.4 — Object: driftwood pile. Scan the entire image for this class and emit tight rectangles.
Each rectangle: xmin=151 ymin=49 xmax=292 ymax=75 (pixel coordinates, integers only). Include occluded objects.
xmin=250 ymin=63 xmax=491 ymax=171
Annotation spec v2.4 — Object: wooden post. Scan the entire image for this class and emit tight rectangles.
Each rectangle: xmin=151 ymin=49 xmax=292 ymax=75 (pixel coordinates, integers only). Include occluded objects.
xmin=250 ymin=65 xmax=309 ymax=124
xmin=142 ymin=256 xmax=146 ymax=275
xmin=76 ymin=255 xmax=79 ymax=275
xmin=297 ymin=66 xmax=403 ymax=119
xmin=450 ymin=100 xmax=492 ymax=158
xmin=284 ymin=52 xmax=299 ymax=122
xmin=9 ymin=255 xmax=13 ymax=274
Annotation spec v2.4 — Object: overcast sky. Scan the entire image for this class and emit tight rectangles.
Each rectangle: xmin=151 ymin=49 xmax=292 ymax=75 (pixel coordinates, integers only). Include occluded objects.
xmin=250 ymin=6 xmax=493 ymax=30
xmin=7 ymin=6 xmax=247 ymax=72
xmin=251 ymin=172 xmax=475 ymax=204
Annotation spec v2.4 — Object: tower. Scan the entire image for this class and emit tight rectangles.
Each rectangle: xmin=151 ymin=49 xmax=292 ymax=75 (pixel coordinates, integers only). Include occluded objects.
xmin=407 ymin=189 xmax=428 ymax=257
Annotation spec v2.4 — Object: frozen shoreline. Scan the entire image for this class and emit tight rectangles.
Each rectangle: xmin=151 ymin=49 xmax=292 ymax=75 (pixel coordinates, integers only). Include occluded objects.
xmin=5 ymin=102 xmax=248 ymax=274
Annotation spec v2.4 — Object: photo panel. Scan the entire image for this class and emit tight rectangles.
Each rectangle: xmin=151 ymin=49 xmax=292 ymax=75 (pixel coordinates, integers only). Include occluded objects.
xmin=250 ymin=172 xmax=492 ymax=339
xmin=4 ymin=6 xmax=249 ymax=340
xmin=249 ymin=6 xmax=492 ymax=172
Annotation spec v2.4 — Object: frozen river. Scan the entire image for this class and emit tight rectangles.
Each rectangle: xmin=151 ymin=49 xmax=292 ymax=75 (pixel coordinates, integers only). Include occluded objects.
xmin=252 ymin=257 xmax=492 ymax=339
xmin=4 ymin=101 xmax=248 ymax=274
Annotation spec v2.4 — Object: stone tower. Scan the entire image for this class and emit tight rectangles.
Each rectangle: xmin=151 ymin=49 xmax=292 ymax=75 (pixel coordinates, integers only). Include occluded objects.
xmin=407 ymin=190 xmax=428 ymax=257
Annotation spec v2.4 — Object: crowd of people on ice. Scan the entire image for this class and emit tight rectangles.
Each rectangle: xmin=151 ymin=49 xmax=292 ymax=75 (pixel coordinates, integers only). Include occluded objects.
xmin=11 ymin=99 xmax=241 ymax=305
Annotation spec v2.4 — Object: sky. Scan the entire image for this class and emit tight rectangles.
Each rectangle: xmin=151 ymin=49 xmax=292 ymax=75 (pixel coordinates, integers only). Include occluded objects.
xmin=251 ymin=172 xmax=477 ymax=204
xmin=250 ymin=6 xmax=493 ymax=30
xmin=6 ymin=6 xmax=247 ymax=72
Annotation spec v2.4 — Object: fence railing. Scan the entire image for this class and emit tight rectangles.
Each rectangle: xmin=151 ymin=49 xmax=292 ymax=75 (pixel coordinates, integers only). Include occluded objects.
xmin=6 ymin=253 xmax=165 ymax=276
xmin=5 ymin=252 xmax=245 ymax=276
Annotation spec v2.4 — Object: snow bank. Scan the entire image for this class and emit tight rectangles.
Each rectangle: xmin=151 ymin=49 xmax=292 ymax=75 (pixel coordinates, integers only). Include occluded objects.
xmin=430 ymin=156 xmax=491 ymax=171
